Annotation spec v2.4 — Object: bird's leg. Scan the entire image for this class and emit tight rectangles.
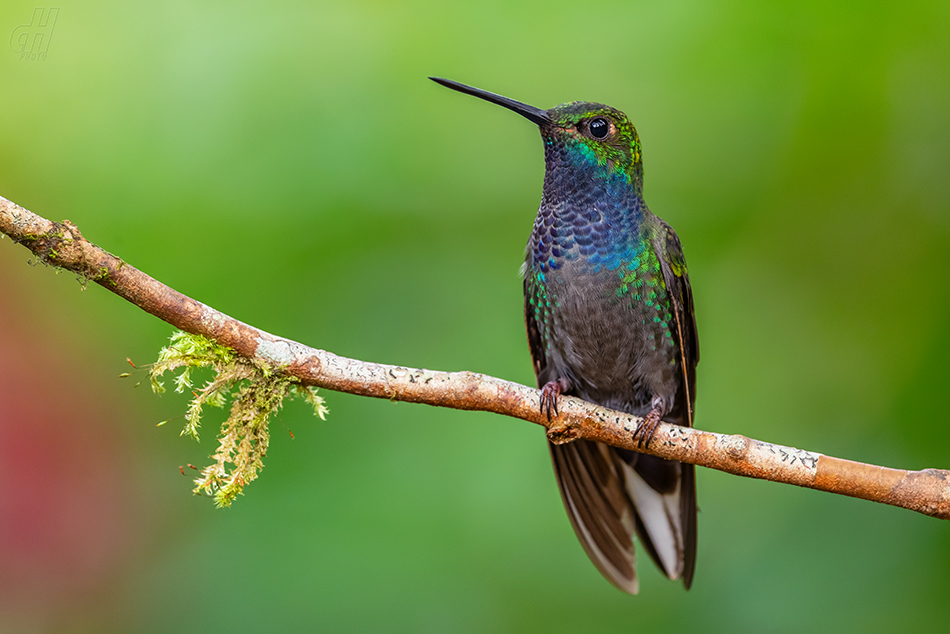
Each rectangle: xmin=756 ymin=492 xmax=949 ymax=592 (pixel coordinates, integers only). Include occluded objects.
xmin=539 ymin=377 xmax=571 ymax=420
xmin=632 ymin=396 xmax=666 ymax=449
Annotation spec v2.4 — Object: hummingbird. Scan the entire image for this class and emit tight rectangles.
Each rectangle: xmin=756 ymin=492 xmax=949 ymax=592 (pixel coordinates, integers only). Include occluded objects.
xmin=431 ymin=77 xmax=699 ymax=593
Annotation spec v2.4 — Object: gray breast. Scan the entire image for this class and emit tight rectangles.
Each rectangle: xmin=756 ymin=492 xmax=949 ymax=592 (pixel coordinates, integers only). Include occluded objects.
xmin=544 ymin=262 xmax=679 ymax=416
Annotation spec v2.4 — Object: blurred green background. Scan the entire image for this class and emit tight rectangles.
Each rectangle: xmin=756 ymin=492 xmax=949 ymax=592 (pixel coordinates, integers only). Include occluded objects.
xmin=1 ymin=0 xmax=949 ymax=631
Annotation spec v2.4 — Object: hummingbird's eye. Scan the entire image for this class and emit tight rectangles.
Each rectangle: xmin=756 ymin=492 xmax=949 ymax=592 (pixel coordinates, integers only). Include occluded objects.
xmin=589 ymin=118 xmax=609 ymax=139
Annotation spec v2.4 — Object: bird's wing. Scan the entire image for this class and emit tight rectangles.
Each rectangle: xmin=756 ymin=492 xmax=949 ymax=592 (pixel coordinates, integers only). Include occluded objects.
xmin=523 ymin=274 xmax=549 ymax=381
xmin=651 ymin=220 xmax=699 ymax=589
xmin=654 ymin=220 xmax=699 ymax=423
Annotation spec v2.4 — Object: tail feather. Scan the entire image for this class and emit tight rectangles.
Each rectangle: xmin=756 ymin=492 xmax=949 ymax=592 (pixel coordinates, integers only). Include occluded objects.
xmin=550 ymin=440 xmax=638 ymax=593
xmin=550 ymin=439 xmax=697 ymax=592
xmin=622 ymin=461 xmax=684 ymax=580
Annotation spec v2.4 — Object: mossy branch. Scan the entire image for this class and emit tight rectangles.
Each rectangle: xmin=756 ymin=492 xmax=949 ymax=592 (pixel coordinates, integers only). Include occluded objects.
xmin=2 ymin=194 xmax=949 ymax=518
xmin=147 ymin=331 xmax=327 ymax=506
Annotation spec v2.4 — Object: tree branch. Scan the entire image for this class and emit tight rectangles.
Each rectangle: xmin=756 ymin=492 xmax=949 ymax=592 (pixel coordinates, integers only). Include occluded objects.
xmin=2 ymin=194 xmax=948 ymax=519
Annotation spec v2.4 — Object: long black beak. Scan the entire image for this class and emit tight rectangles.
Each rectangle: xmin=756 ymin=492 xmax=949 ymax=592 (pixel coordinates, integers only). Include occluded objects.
xmin=429 ymin=77 xmax=551 ymax=126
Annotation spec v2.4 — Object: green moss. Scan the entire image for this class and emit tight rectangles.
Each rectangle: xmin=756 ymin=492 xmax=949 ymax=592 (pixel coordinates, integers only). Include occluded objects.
xmin=149 ymin=330 xmax=329 ymax=507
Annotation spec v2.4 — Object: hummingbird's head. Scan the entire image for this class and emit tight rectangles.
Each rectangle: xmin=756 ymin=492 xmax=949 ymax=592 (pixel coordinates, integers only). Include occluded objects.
xmin=544 ymin=101 xmax=643 ymax=189
xmin=430 ymin=77 xmax=644 ymax=191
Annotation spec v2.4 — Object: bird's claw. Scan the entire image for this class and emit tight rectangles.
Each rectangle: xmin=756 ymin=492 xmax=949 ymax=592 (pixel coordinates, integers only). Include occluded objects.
xmin=539 ymin=378 xmax=568 ymax=420
xmin=632 ymin=407 xmax=662 ymax=450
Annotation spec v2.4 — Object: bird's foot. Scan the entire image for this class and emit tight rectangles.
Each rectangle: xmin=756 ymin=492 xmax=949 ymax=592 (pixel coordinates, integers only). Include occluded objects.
xmin=539 ymin=377 xmax=570 ymax=420
xmin=632 ymin=407 xmax=663 ymax=450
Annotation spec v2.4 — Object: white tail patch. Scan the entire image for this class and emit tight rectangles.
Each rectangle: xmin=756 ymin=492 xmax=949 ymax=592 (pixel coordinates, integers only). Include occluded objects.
xmin=622 ymin=463 xmax=684 ymax=580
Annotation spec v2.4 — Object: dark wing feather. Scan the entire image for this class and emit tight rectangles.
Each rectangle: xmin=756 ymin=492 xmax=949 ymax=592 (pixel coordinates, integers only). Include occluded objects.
xmin=523 ymin=276 xmax=548 ymax=380
xmin=653 ymin=220 xmax=699 ymax=589
xmin=654 ymin=221 xmax=698 ymax=422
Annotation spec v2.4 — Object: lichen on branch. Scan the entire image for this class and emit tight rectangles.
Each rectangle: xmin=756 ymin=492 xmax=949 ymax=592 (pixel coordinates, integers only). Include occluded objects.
xmin=149 ymin=331 xmax=328 ymax=507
